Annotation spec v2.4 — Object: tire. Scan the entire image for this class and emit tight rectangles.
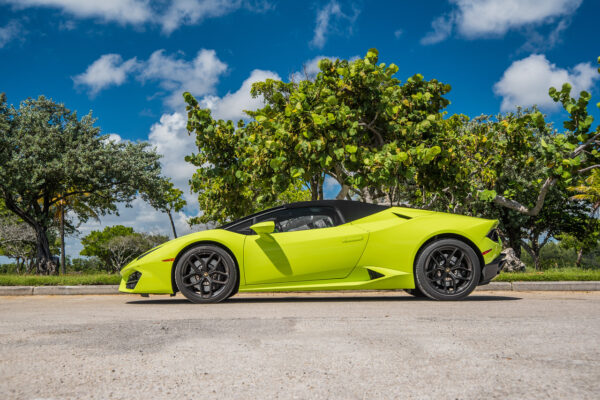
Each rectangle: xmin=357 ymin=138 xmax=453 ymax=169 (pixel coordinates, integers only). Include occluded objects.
xmin=414 ymin=238 xmax=481 ymax=301
xmin=226 ymin=286 xmax=239 ymax=299
xmin=175 ymin=245 xmax=238 ymax=304
xmin=403 ymin=288 xmax=427 ymax=297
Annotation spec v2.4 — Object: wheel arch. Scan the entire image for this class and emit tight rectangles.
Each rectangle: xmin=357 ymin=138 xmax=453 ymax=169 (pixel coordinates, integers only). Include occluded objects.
xmin=170 ymin=240 xmax=241 ymax=294
xmin=413 ymin=233 xmax=484 ymax=273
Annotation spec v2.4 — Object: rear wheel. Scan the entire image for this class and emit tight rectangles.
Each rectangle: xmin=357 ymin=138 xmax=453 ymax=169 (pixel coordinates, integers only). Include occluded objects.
xmin=175 ymin=245 xmax=238 ymax=304
xmin=414 ymin=239 xmax=480 ymax=301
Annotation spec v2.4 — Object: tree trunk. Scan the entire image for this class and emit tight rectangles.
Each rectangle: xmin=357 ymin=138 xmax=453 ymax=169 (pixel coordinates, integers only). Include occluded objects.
xmin=60 ymin=205 xmax=66 ymax=275
xmin=335 ymin=185 xmax=350 ymax=200
xmin=506 ymin=228 xmax=522 ymax=259
xmin=34 ymin=225 xmax=56 ymax=275
xmin=310 ymin=176 xmax=319 ymax=201
xmin=318 ymin=178 xmax=324 ymax=200
xmin=168 ymin=210 xmax=178 ymax=238
xmin=576 ymin=248 xmax=584 ymax=267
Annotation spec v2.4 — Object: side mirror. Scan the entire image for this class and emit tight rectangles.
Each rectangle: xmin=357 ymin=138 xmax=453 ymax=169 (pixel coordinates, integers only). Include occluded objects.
xmin=250 ymin=221 xmax=275 ymax=235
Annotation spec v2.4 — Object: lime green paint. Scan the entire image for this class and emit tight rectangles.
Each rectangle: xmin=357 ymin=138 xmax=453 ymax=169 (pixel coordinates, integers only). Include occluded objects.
xmin=243 ymin=224 xmax=367 ymax=284
xmin=250 ymin=221 xmax=275 ymax=235
xmin=119 ymin=207 xmax=502 ymax=295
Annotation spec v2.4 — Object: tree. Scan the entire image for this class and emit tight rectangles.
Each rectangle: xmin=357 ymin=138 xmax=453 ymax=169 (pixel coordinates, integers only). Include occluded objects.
xmin=569 ymin=169 xmax=600 ymax=215
xmin=0 ymin=203 xmax=37 ymax=274
xmin=184 ymin=49 xmax=452 ymax=223
xmin=143 ymin=179 xmax=187 ymax=238
xmin=0 ymin=95 xmax=164 ymax=274
xmin=475 ymin=56 xmax=600 ymax=216
xmin=47 ymin=191 xmax=99 ymax=274
xmin=80 ymin=225 xmax=167 ymax=272
xmin=519 ymin=185 xmax=591 ymax=270
xmin=105 ymin=233 xmax=167 ymax=272
xmin=560 ymin=169 xmax=600 ymax=265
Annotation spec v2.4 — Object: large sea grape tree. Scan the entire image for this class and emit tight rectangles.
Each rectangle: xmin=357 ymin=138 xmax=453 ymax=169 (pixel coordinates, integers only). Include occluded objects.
xmin=184 ymin=49 xmax=456 ymax=223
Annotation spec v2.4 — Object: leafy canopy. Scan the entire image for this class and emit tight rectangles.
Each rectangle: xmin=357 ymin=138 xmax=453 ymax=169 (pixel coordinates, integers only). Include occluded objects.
xmin=0 ymin=95 xmax=165 ymax=271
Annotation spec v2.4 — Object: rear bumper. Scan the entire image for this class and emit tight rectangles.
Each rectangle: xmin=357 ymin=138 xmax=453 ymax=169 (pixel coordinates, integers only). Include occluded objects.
xmin=479 ymin=254 xmax=505 ymax=285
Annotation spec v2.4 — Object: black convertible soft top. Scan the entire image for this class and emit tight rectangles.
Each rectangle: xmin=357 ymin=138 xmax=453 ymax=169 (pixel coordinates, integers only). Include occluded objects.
xmin=220 ymin=200 xmax=390 ymax=229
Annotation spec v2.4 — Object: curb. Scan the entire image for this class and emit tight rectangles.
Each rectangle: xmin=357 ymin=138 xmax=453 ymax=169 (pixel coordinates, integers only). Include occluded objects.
xmin=32 ymin=285 xmax=121 ymax=295
xmin=0 ymin=285 xmax=120 ymax=296
xmin=0 ymin=282 xmax=599 ymax=296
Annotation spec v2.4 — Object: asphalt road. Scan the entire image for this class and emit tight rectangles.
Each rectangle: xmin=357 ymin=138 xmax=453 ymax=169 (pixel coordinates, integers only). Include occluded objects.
xmin=1 ymin=291 xmax=599 ymax=400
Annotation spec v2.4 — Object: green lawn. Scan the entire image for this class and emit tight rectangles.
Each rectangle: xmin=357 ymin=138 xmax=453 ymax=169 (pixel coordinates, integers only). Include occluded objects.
xmin=0 ymin=273 xmax=120 ymax=286
xmin=496 ymin=268 xmax=600 ymax=282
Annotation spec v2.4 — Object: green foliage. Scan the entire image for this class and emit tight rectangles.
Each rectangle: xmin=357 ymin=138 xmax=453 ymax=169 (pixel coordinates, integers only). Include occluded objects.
xmin=142 ymin=178 xmax=187 ymax=237
xmin=0 ymin=273 xmax=120 ymax=286
xmin=81 ymin=225 xmax=134 ymax=259
xmin=0 ymin=95 xmax=164 ymax=273
xmin=496 ymin=267 xmax=600 ymax=281
xmin=68 ymin=257 xmax=103 ymax=273
xmin=184 ymin=49 xmax=454 ymax=223
xmin=81 ymin=225 xmax=168 ymax=272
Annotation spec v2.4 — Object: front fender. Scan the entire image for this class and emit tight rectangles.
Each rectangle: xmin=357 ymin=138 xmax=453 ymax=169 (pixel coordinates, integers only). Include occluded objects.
xmin=119 ymin=229 xmax=246 ymax=294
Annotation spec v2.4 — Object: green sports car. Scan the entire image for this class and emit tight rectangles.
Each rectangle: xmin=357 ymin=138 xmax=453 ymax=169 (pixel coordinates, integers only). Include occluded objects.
xmin=119 ymin=200 xmax=504 ymax=302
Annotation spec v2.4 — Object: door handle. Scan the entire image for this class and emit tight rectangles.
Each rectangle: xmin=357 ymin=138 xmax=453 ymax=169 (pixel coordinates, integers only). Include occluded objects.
xmin=342 ymin=235 xmax=364 ymax=243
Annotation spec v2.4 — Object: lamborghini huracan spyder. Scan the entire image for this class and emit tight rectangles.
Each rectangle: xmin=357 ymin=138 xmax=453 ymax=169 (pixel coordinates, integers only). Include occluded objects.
xmin=119 ymin=200 xmax=505 ymax=302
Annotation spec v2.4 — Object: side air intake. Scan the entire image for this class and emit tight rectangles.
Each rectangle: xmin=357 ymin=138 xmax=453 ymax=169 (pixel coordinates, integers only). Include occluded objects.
xmin=367 ymin=269 xmax=384 ymax=280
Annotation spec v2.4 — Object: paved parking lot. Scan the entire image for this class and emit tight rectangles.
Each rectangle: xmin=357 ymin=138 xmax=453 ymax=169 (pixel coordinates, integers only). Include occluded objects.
xmin=1 ymin=291 xmax=599 ymax=399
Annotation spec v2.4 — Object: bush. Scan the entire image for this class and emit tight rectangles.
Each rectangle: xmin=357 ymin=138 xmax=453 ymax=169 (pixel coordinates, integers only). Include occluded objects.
xmin=520 ymin=242 xmax=600 ymax=270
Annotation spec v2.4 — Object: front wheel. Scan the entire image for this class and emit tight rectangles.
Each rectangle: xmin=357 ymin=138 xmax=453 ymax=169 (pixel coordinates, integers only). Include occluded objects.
xmin=175 ymin=245 xmax=238 ymax=304
xmin=414 ymin=239 xmax=480 ymax=301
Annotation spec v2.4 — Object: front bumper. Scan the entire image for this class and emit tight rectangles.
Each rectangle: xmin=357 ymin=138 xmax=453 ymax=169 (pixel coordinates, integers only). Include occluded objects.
xmin=479 ymin=254 xmax=505 ymax=285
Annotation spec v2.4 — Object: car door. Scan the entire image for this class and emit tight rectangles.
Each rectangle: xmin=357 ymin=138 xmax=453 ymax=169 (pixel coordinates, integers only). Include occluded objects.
xmin=243 ymin=206 xmax=368 ymax=285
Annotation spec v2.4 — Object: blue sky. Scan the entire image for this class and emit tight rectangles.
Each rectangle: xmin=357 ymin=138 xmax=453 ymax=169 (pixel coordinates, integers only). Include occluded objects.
xmin=0 ymin=0 xmax=599 ymax=257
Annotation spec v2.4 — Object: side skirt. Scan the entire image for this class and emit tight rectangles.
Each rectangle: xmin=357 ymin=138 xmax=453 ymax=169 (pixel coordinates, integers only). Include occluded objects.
xmin=238 ymin=266 xmax=414 ymax=293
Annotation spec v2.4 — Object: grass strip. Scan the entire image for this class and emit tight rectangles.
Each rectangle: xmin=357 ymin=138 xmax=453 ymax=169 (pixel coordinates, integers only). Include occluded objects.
xmin=0 ymin=274 xmax=120 ymax=286
xmin=496 ymin=268 xmax=600 ymax=282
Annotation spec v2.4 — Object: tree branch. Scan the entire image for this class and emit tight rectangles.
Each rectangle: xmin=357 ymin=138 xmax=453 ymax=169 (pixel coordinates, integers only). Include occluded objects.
xmin=578 ymin=164 xmax=600 ymax=174
xmin=491 ymin=177 xmax=556 ymax=216
xmin=571 ymin=132 xmax=600 ymax=158
xmin=358 ymin=112 xmax=384 ymax=146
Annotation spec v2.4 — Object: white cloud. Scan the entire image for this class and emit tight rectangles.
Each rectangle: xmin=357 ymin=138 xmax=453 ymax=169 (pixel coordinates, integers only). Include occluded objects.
xmin=422 ymin=0 xmax=582 ymax=44
xmin=4 ymin=0 xmax=153 ymax=25
xmin=140 ymin=49 xmax=228 ymax=109
xmin=393 ymin=29 xmax=403 ymax=39
xmin=420 ymin=14 xmax=454 ymax=45
xmin=105 ymin=133 xmax=123 ymax=143
xmin=2 ymin=0 xmax=270 ymax=34
xmin=200 ymin=69 xmax=280 ymax=121
xmin=310 ymin=0 xmax=359 ymax=49
xmin=74 ymin=49 xmax=228 ymax=108
xmin=67 ymin=197 xmax=196 ymax=255
xmin=67 ymin=112 xmax=200 ymax=248
xmin=73 ymin=54 xmax=138 ymax=96
xmin=0 ymin=20 xmax=22 ymax=48
xmin=147 ymin=112 xmax=197 ymax=190
xmin=493 ymin=54 xmax=598 ymax=112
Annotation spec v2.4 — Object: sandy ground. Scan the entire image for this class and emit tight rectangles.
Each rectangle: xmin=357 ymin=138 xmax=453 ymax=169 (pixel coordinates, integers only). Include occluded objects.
xmin=1 ymin=291 xmax=599 ymax=399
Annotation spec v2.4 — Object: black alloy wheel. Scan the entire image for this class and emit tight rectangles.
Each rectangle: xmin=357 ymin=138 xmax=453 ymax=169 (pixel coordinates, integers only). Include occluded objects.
xmin=414 ymin=238 xmax=480 ymax=301
xmin=175 ymin=245 xmax=238 ymax=304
